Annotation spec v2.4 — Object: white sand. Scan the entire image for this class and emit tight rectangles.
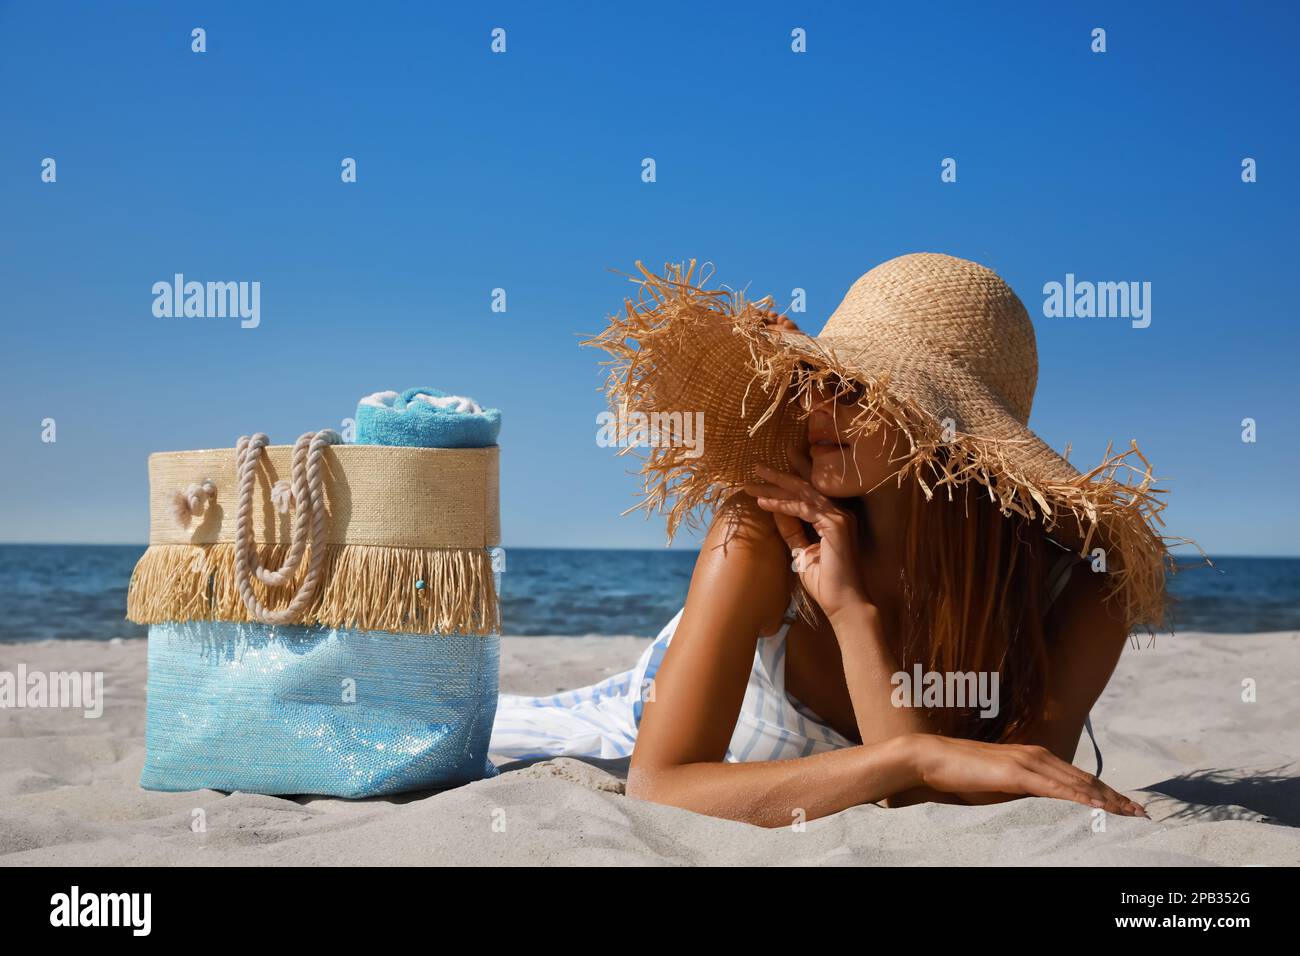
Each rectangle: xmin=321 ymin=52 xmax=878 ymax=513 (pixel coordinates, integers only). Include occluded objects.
xmin=2 ymin=631 xmax=1298 ymax=866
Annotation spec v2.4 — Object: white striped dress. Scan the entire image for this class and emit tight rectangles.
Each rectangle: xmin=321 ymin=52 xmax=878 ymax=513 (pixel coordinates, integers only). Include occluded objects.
xmin=490 ymin=550 xmax=1103 ymax=773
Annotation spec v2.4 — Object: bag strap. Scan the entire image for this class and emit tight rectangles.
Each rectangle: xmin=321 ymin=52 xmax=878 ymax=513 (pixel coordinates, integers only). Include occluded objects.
xmin=232 ymin=429 xmax=341 ymax=624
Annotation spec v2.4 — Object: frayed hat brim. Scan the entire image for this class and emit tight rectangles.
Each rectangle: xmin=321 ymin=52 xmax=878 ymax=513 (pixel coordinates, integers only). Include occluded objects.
xmin=584 ymin=261 xmax=1186 ymax=632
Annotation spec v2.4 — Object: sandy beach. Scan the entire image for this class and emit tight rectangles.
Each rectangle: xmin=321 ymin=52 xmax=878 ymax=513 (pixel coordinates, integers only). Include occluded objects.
xmin=1 ymin=631 xmax=1298 ymax=866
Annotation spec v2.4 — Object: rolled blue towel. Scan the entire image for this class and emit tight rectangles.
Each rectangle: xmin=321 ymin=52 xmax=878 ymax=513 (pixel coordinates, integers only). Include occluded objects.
xmin=355 ymin=387 xmax=501 ymax=448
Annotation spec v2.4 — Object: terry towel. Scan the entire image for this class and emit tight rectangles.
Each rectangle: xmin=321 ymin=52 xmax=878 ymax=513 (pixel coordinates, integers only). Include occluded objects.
xmin=356 ymin=387 xmax=501 ymax=448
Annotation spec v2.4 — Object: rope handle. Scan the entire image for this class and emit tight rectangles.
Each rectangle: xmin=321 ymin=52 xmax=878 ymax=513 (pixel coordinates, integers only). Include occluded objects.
xmin=231 ymin=429 xmax=342 ymax=625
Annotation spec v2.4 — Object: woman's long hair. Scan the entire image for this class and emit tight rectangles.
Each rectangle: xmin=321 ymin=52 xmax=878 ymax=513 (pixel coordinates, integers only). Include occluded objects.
xmin=821 ymin=465 xmax=1053 ymax=744
xmin=896 ymin=473 xmax=1051 ymax=743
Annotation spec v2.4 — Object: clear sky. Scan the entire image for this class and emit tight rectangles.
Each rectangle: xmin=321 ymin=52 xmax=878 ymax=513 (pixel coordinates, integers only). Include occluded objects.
xmin=2 ymin=1 xmax=1297 ymax=555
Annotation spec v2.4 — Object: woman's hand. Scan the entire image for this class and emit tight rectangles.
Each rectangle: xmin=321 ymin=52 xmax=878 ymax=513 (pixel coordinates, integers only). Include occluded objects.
xmin=743 ymin=453 xmax=872 ymax=622
xmin=759 ymin=313 xmax=802 ymax=333
xmin=905 ymin=732 xmax=1148 ymax=817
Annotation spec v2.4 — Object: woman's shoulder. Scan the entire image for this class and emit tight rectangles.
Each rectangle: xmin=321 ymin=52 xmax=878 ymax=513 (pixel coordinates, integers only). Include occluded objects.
xmin=706 ymin=491 xmax=795 ymax=563
xmin=692 ymin=492 xmax=796 ymax=635
xmin=1040 ymin=538 xmax=1123 ymax=634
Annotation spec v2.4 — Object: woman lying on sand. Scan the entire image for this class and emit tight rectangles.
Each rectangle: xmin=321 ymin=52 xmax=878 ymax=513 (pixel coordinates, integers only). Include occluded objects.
xmin=492 ymin=253 xmax=1174 ymax=827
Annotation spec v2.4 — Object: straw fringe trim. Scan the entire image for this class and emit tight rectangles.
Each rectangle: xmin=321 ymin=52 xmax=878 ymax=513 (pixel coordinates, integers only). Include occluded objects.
xmin=127 ymin=543 xmax=500 ymax=636
xmin=584 ymin=261 xmax=1187 ymax=632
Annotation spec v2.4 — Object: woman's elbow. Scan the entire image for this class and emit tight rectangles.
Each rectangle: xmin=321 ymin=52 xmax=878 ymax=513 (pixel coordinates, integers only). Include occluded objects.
xmin=624 ymin=764 xmax=671 ymax=804
xmin=625 ymin=766 xmax=784 ymax=828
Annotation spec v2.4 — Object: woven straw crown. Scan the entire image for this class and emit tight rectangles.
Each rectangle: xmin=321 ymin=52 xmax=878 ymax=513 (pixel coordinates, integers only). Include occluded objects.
xmin=821 ymin=253 xmax=1038 ymax=424
xmin=585 ymin=252 xmax=1176 ymax=631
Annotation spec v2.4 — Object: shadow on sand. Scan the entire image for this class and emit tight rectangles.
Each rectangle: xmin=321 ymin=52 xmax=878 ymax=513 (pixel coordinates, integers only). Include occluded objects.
xmin=1144 ymin=765 xmax=1300 ymax=827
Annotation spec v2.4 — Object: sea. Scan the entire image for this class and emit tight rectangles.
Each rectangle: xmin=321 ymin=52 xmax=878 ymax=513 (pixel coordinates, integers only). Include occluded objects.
xmin=0 ymin=545 xmax=1295 ymax=642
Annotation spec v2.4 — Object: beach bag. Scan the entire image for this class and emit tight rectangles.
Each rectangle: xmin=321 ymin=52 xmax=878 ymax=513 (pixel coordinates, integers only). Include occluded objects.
xmin=127 ymin=430 xmax=502 ymax=798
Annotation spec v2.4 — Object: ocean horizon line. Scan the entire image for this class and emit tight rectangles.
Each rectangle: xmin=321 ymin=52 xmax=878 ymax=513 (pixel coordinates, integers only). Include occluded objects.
xmin=0 ymin=542 xmax=1296 ymax=561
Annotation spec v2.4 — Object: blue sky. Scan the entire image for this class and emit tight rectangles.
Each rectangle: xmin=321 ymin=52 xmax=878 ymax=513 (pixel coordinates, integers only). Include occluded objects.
xmin=1 ymin=1 xmax=1297 ymax=555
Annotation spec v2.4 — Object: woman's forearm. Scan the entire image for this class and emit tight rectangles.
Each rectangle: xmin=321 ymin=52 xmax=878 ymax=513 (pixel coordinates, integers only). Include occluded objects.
xmin=626 ymin=735 xmax=918 ymax=828
xmin=828 ymin=604 xmax=941 ymax=745
xmin=827 ymin=606 xmax=988 ymax=809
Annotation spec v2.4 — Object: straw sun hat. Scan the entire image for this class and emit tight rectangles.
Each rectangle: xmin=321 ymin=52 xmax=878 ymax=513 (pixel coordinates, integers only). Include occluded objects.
xmin=585 ymin=252 xmax=1176 ymax=631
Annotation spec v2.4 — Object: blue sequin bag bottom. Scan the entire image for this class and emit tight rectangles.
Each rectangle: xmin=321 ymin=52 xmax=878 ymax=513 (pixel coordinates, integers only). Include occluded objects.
xmin=141 ymin=621 xmax=499 ymax=797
